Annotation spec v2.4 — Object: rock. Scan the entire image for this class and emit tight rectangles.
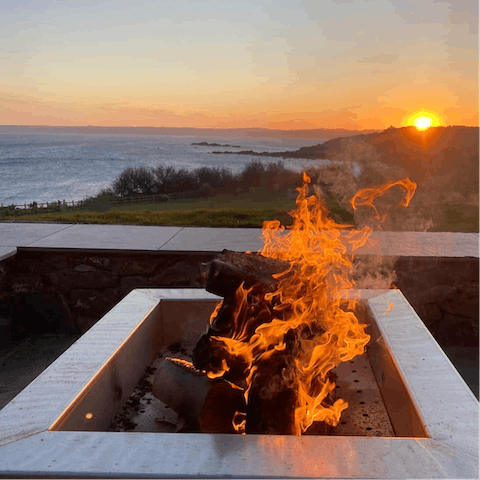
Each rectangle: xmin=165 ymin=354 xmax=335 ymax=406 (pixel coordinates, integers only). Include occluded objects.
xmin=69 ymin=288 xmax=119 ymax=319
xmin=48 ymin=269 xmax=117 ymax=291
xmin=10 ymin=291 xmax=73 ymax=334
xmin=75 ymin=315 xmax=98 ymax=334
xmin=394 ymin=256 xmax=479 ymax=348
xmin=11 ymin=274 xmax=44 ymax=294
xmin=433 ymin=311 xmax=478 ymax=347
xmin=0 ymin=316 xmax=12 ymax=349
xmin=74 ymin=264 xmax=98 ymax=273
xmin=0 ymin=264 xmax=8 ymax=291
xmin=150 ymin=261 xmax=204 ymax=287
xmin=439 ymin=283 xmax=479 ymax=319
xmin=118 ymin=257 xmax=162 ymax=276
xmin=120 ymin=276 xmax=149 ymax=297
xmin=85 ymin=256 xmax=111 ymax=269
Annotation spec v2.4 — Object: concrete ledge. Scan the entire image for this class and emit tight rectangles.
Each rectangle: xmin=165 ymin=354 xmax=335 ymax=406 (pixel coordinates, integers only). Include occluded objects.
xmin=1 ymin=222 xmax=478 ymax=257
xmin=0 ymin=246 xmax=16 ymax=262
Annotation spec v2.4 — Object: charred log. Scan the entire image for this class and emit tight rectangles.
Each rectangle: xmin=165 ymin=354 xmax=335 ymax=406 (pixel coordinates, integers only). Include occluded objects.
xmin=192 ymin=334 xmax=250 ymax=387
xmin=201 ymin=250 xmax=291 ymax=298
xmin=190 ymin=249 xmax=337 ymax=435
xmin=204 ymin=259 xmax=277 ymax=298
xmin=192 ymin=292 xmax=282 ymax=383
xmin=218 ymin=250 xmax=291 ymax=278
xmin=152 ymin=357 xmax=246 ymax=434
xmin=245 ymin=348 xmax=298 ymax=435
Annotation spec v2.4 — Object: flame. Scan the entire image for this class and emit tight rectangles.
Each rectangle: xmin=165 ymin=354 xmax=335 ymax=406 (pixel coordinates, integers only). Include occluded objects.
xmin=350 ymin=178 xmax=417 ymax=220
xmin=204 ymin=173 xmax=417 ymax=435
xmin=206 ymin=359 xmax=230 ymax=378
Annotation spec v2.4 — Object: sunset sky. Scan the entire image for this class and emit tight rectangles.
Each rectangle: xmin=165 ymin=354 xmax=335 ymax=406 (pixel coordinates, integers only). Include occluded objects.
xmin=1 ymin=0 xmax=478 ymax=130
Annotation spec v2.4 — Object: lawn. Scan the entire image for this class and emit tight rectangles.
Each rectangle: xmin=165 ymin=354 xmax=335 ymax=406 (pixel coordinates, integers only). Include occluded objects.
xmin=2 ymin=188 xmax=476 ymax=231
xmin=1 ymin=189 xmax=354 ymax=228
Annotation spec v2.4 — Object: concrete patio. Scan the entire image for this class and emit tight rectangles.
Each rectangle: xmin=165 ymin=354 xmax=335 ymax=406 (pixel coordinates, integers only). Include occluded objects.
xmin=1 ymin=221 xmax=479 ymax=259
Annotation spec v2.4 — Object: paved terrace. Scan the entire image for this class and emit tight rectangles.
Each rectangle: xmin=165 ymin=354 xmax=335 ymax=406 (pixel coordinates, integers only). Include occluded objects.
xmin=1 ymin=222 xmax=479 ymax=259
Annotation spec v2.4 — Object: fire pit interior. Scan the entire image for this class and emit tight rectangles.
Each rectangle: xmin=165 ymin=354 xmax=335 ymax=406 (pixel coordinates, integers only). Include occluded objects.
xmin=50 ymin=289 xmax=425 ymax=438
xmin=104 ymin=342 xmax=395 ymax=437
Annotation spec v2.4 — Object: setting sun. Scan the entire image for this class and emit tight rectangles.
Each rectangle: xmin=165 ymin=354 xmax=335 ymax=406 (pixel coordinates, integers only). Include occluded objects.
xmin=414 ymin=116 xmax=433 ymax=130
xmin=403 ymin=110 xmax=443 ymax=130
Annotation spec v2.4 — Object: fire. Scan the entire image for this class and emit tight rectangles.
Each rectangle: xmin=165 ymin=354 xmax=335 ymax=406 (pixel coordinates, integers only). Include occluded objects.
xmin=204 ymin=173 xmax=417 ymax=435
xmin=350 ymin=178 xmax=417 ymax=220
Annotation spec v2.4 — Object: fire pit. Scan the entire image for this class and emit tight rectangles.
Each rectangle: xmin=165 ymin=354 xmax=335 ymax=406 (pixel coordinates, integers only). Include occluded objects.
xmin=0 ymin=287 xmax=477 ymax=478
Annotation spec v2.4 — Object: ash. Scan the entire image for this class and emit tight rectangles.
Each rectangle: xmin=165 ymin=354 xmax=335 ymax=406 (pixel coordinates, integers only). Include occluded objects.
xmin=107 ymin=342 xmax=194 ymax=433
xmin=108 ymin=342 xmax=394 ymax=436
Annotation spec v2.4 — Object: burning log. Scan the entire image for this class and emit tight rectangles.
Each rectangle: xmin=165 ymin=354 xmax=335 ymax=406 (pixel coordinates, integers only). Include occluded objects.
xmin=194 ymin=250 xmax=290 ymax=364
xmin=204 ymin=259 xmax=277 ymax=298
xmin=192 ymin=291 xmax=281 ymax=380
xmin=194 ymin=249 xmax=333 ymax=435
xmin=192 ymin=334 xmax=250 ymax=387
xmin=152 ymin=357 xmax=246 ymax=434
xmin=201 ymin=249 xmax=291 ymax=298
xmin=245 ymin=347 xmax=298 ymax=435
xmin=193 ymin=251 xmax=290 ymax=384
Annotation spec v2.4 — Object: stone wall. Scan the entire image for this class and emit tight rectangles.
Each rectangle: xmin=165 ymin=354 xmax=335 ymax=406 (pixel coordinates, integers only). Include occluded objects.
xmin=0 ymin=249 xmax=216 ymax=341
xmin=394 ymin=257 xmax=479 ymax=347
xmin=0 ymin=249 xmax=478 ymax=350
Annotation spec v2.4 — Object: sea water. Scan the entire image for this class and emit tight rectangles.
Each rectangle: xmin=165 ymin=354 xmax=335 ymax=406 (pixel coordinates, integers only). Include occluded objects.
xmin=0 ymin=130 xmax=354 ymax=206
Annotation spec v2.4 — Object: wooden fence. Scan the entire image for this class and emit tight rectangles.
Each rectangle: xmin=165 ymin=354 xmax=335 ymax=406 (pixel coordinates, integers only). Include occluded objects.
xmin=0 ymin=190 xmax=208 ymax=218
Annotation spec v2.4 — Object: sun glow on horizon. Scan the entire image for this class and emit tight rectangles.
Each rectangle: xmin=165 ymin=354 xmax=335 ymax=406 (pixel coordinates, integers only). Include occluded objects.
xmin=414 ymin=116 xmax=433 ymax=130
xmin=403 ymin=109 xmax=442 ymax=130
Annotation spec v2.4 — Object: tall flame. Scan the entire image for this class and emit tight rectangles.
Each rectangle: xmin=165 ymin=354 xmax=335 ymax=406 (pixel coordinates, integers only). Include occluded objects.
xmin=206 ymin=173 xmax=417 ymax=435
xmin=257 ymin=173 xmax=370 ymax=433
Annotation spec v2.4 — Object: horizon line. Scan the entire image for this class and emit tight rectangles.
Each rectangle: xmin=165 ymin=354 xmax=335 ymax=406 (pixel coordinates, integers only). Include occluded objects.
xmin=0 ymin=124 xmax=477 ymax=131
xmin=0 ymin=124 xmax=380 ymax=131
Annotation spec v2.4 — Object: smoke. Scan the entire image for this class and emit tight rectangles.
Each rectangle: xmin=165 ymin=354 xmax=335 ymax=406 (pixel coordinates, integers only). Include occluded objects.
xmin=309 ymin=154 xmax=437 ymax=233
xmin=352 ymin=255 xmax=398 ymax=290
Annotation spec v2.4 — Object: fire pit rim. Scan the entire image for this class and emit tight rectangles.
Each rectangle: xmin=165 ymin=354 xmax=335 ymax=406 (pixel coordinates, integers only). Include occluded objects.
xmin=0 ymin=288 xmax=477 ymax=479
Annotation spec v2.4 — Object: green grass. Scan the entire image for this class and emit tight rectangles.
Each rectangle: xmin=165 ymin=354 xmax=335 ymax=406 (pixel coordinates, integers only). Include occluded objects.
xmin=5 ymin=208 xmax=293 ymax=227
xmin=111 ymin=189 xmax=296 ymax=211
xmin=4 ymin=189 xmax=476 ymax=231
xmin=0 ymin=190 xmax=355 ymax=228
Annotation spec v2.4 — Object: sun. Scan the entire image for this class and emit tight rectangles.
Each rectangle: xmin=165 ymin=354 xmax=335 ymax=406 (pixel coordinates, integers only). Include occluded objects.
xmin=413 ymin=116 xmax=433 ymax=131
xmin=403 ymin=109 xmax=442 ymax=130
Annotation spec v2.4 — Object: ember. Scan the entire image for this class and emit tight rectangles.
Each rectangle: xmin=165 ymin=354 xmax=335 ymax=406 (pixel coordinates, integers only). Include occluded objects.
xmin=153 ymin=173 xmax=417 ymax=435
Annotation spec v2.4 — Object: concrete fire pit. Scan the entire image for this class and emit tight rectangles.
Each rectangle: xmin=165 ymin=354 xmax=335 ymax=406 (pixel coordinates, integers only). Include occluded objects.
xmin=0 ymin=288 xmax=477 ymax=478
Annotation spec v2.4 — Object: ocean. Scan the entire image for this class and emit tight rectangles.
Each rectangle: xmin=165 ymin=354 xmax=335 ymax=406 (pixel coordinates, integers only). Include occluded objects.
xmin=0 ymin=129 xmax=352 ymax=206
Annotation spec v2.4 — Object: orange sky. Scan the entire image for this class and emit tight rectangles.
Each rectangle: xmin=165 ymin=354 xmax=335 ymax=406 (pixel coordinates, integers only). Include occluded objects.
xmin=1 ymin=0 xmax=478 ymax=130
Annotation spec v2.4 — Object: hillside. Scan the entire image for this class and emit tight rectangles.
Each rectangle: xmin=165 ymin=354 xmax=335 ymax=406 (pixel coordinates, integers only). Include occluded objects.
xmin=216 ymin=126 xmax=479 ymax=198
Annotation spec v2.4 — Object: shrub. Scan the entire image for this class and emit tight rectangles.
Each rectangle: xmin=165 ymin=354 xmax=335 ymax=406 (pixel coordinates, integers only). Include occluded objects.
xmin=155 ymin=166 xmax=198 ymax=194
xmin=194 ymin=166 xmax=237 ymax=193
xmin=154 ymin=166 xmax=176 ymax=194
xmin=239 ymin=160 xmax=266 ymax=190
xmin=111 ymin=167 xmax=157 ymax=197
